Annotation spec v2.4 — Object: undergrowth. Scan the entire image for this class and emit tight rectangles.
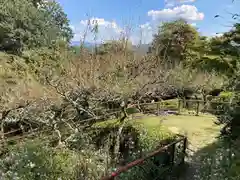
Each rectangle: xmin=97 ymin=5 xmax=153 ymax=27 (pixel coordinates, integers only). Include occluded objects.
xmin=0 ymin=117 xmax=176 ymax=180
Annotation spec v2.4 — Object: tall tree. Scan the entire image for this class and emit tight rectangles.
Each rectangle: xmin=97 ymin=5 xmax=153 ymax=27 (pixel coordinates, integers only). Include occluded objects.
xmin=0 ymin=0 xmax=73 ymax=54
xmin=150 ymin=19 xmax=199 ymax=68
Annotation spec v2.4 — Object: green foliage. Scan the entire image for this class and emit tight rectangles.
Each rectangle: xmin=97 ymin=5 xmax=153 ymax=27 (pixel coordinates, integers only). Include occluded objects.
xmin=150 ymin=19 xmax=199 ymax=68
xmin=0 ymin=0 xmax=73 ymax=54
xmin=92 ymin=118 xmax=176 ymax=179
xmin=93 ymin=118 xmax=174 ymax=156
xmin=198 ymin=23 xmax=240 ymax=76
xmin=97 ymin=40 xmax=133 ymax=55
xmin=0 ymin=139 xmax=110 ymax=180
xmin=161 ymin=99 xmax=179 ymax=110
xmin=208 ymin=91 xmax=232 ymax=116
xmin=219 ymin=91 xmax=234 ymax=99
xmin=126 ymin=107 xmax=140 ymax=114
xmin=0 ymin=141 xmax=74 ymax=180
xmin=195 ymin=139 xmax=240 ymax=180
xmin=210 ymin=91 xmax=240 ymax=137
xmin=0 ymin=118 xmax=175 ymax=180
xmin=190 ymin=55 xmax=234 ymax=74
xmin=1 ymin=0 xmax=240 ymax=176
xmin=21 ymin=45 xmax=71 ymax=84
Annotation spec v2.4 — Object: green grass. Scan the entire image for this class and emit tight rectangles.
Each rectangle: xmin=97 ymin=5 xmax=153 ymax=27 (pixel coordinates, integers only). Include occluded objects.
xmin=94 ymin=116 xmax=175 ymax=153
xmin=95 ymin=113 xmax=220 ymax=147
xmin=95 ymin=116 xmax=174 ymax=138
xmin=150 ymin=113 xmax=240 ymax=180
xmin=94 ymin=113 xmax=223 ymax=180
xmin=160 ymin=114 xmax=219 ymax=133
xmin=158 ymin=113 xmax=222 ymax=161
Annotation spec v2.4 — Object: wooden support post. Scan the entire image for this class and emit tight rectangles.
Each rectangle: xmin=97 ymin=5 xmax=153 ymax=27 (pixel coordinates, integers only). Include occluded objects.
xmin=181 ymin=137 xmax=188 ymax=165
xmin=170 ymin=143 xmax=176 ymax=167
xmin=196 ymin=101 xmax=200 ymax=116
xmin=157 ymin=103 xmax=160 ymax=116
xmin=178 ymin=99 xmax=181 ymax=115
xmin=0 ymin=120 xmax=5 ymax=146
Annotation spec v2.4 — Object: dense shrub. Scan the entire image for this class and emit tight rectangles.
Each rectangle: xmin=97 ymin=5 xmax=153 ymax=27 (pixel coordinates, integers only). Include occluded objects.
xmin=208 ymin=91 xmax=234 ymax=115
xmin=93 ymin=119 xmax=174 ymax=155
xmin=209 ymin=91 xmax=240 ymax=137
xmin=195 ymin=139 xmax=240 ymax=180
xmin=0 ymin=117 xmax=176 ymax=180
xmin=92 ymin=119 xmax=176 ymax=179
xmin=161 ymin=99 xmax=179 ymax=110
xmin=0 ymin=140 xmax=109 ymax=180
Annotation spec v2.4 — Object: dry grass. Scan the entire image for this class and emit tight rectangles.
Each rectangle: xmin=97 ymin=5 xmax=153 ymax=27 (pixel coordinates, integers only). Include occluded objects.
xmin=0 ymin=52 xmax=60 ymax=109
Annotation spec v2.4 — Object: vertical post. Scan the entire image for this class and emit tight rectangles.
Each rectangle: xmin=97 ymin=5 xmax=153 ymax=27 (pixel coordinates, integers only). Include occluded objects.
xmin=157 ymin=103 xmax=160 ymax=116
xmin=170 ymin=143 xmax=176 ymax=167
xmin=196 ymin=100 xmax=200 ymax=116
xmin=178 ymin=99 xmax=181 ymax=115
xmin=181 ymin=137 xmax=188 ymax=165
xmin=0 ymin=120 xmax=5 ymax=146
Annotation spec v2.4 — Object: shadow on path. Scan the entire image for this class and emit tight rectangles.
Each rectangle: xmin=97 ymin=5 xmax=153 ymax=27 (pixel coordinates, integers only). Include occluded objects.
xmin=181 ymin=137 xmax=240 ymax=180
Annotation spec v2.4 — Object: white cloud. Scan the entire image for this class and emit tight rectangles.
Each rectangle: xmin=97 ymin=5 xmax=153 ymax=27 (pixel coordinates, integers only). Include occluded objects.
xmin=178 ymin=0 xmax=195 ymax=2
xmin=132 ymin=22 xmax=155 ymax=44
xmin=80 ymin=18 xmax=120 ymax=30
xmin=71 ymin=5 xmax=204 ymax=45
xmin=72 ymin=17 xmax=123 ymax=43
xmin=148 ymin=5 xmax=204 ymax=22
xmin=165 ymin=0 xmax=195 ymax=7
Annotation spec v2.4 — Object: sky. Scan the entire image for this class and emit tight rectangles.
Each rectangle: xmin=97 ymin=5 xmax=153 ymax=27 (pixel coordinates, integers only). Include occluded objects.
xmin=57 ymin=0 xmax=240 ymax=45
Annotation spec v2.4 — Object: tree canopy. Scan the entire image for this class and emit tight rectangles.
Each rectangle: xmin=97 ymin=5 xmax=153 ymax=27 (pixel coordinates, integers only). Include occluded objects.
xmin=150 ymin=19 xmax=199 ymax=68
xmin=0 ymin=0 xmax=73 ymax=54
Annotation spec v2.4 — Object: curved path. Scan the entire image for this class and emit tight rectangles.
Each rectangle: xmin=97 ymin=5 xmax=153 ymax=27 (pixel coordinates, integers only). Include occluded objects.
xmin=160 ymin=113 xmax=221 ymax=180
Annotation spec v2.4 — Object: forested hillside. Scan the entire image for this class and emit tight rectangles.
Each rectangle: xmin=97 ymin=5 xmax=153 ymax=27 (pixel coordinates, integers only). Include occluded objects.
xmin=0 ymin=0 xmax=240 ymax=179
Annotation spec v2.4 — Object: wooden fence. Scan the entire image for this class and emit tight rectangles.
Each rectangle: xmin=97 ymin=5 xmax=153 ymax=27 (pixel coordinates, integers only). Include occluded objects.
xmin=2 ymin=98 xmax=237 ymax=179
xmin=1 ymin=98 xmax=238 ymax=146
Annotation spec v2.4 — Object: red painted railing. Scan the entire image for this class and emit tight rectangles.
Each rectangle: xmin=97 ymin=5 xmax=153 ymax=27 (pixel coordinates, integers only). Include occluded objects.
xmin=101 ymin=135 xmax=187 ymax=180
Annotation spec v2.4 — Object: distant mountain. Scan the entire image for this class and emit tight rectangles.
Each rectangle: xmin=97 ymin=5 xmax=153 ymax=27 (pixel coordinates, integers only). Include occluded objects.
xmin=71 ymin=41 xmax=150 ymax=53
xmin=71 ymin=41 xmax=95 ymax=48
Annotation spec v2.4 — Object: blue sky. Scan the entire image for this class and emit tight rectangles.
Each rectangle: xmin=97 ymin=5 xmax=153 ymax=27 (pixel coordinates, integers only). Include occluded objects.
xmin=57 ymin=0 xmax=240 ymax=44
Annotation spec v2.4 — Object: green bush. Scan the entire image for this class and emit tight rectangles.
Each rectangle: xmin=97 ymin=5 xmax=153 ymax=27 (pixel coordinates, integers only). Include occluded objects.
xmin=208 ymin=91 xmax=233 ymax=116
xmin=92 ymin=119 xmax=176 ymax=179
xmin=126 ymin=107 xmax=140 ymax=114
xmin=0 ymin=140 xmax=73 ymax=180
xmin=161 ymin=99 xmax=179 ymax=110
xmin=93 ymin=119 xmax=174 ymax=155
xmin=209 ymin=91 xmax=240 ymax=137
xmin=0 ymin=140 xmax=109 ymax=180
xmin=21 ymin=47 xmax=71 ymax=84
xmin=196 ymin=139 xmax=240 ymax=180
